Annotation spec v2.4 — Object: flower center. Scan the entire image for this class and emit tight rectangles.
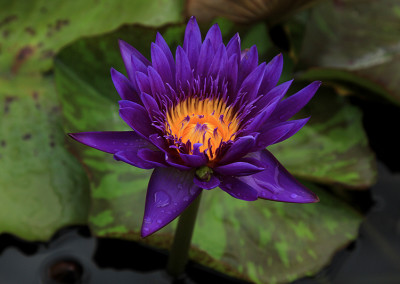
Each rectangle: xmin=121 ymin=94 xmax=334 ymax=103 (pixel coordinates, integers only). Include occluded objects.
xmin=166 ymin=98 xmax=239 ymax=159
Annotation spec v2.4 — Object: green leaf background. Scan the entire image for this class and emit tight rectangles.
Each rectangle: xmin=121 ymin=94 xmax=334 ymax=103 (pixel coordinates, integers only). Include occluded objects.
xmin=1 ymin=0 xmax=391 ymax=282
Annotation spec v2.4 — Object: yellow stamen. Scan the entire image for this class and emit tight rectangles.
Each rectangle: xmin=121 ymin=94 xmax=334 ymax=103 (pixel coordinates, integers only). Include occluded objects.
xmin=166 ymin=98 xmax=239 ymax=159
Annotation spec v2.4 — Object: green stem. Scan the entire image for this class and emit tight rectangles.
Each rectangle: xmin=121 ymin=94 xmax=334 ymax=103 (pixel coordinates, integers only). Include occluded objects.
xmin=166 ymin=193 xmax=202 ymax=279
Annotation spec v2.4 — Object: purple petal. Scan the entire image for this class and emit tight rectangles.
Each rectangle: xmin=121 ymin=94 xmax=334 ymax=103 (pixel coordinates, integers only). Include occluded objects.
xmin=183 ymin=16 xmax=202 ymax=69
xmin=149 ymin=134 xmax=169 ymax=153
xmin=243 ymin=96 xmax=280 ymax=134
xmin=193 ymin=175 xmax=220 ymax=190
xmin=165 ymin=153 xmax=191 ymax=170
xmin=111 ymin=68 xmax=141 ymax=103
xmin=114 ymin=148 xmax=165 ymax=169
xmin=240 ymin=150 xmax=319 ymax=203
xmin=237 ymin=45 xmax=258 ymax=88
xmin=226 ymin=54 xmax=238 ymax=95
xmin=253 ymin=80 xmax=293 ymax=114
xmin=254 ymin=118 xmax=309 ymax=150
xmin=155 ymin=32 xmax=176 ymax=77
xmin=196 ymin=39 xmax=214 ymax=77
xmin=214 ymin=162 xmax=265 ymax=176
xmin=128 ymin=55 xmax=148 ymax=91
xmin=176 ymin=46 xmax=194 ymax=90
xmin=119 ymin=102 xmax=153 ymax=139
xmin=147 ymin=66 xmax=166 ymax=96
xmin=179 ymin=152 xmax=207 ymax=167
xmin=218 ymin=135 xmax=256 ymax=164
xmin=140 ymin=92 xmax=160 ymax=119
xmin=135 ymin=72 xmax=152 ymax=94
xmin=219 ymin=176 xmax=258 ymax=201
xmin=204 ymin=24 xmax=223 ymax=52
xmin=207 ymin=43 xmax=228 ymax=79
xmin=141 ymin=167 xmax=202 ymax=237
xmin=226 ymin=33 xmax=241 ymax=65
xmin=68 ymin=131 xmax=149 ymax=154
xmin=238 ymin=62 xmax=266 ymax=102
xmin=151 ymin=42 xmax=174 ymax=87
xmin=119 ymin=39 xmax=150 ymax=75
xmin=271 ymin=81 xmax=321 ymax=122
xmin=258 ymin=54 xmax=283 ymax=95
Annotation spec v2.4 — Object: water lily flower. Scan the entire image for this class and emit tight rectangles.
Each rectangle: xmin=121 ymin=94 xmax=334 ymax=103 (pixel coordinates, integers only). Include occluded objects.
xmin=69 ymin=17 xmax=320 ymax=238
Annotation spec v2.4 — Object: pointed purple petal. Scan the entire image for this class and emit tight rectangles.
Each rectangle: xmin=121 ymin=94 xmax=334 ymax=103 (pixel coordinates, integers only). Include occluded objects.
xmin=68 ymin=131 xmax=149 ymax=154
xmin=238 ymin=62 xmax=266 ymax=102
xmin=119 ymin=40 xmax=150 ymax=76
xmin=193 ymin=175 xmax=220 ymax=190
xmin=219 ymin=176 xmax=258 ymax=201
xmin=272 ymin=81 xmax=321 ymax=122
xmin=147 ymin=66 xmax=166 ymax=95
xmin=258 ymin=54 xmax=283 ymax=95
xmin=155 ymin=32 xmax=176 ymax=77
xmin=183 ymin=17 xmax=202 ymax=68
xmin=141 ymin=167 xmax=202 ymax=237
xmin=214 ymin=162 xmax=265 ymax=176
xmin=243 ymin=96 xmax=280 ymax=134
xmin=151 ymin=43 xmax=174 ymax=86
xmin=218 ymin=135 xmax=256 ymax=164
xmin=140 ymin=92 xmax=160 ymax=119
xmin=237 ymin=45 xmax=258 ymax=88
xmin=240 ymin=150 xmax=319 ymax=203
xmin=165 ymin=153 xmax=191 ymax=170
xmin=175 ymin=46 xmax=194 ymax=90
xmin=111 ymin=68 xmax=141 ymax=103
xmin=127 ymin=55 xmax=148 ymax=91
xmin=227 ymin=54 xmax=238 ymax=95
xmin=196 ymin=39 xmax=214 ymax=77
xmin=207 ymin=43 xmax=227 ymax=79
xmin=204 ymin=23 xmax=223 ymax=52
xmin=226 ymin=33 xmax=241 ymax=65
xmin=119 ymin=102 xmax=153 ymax=139
xmin=135 ymin=72 xmax=152 ymax=94
xmin=253 ymin=80 xmax=293 ymax=114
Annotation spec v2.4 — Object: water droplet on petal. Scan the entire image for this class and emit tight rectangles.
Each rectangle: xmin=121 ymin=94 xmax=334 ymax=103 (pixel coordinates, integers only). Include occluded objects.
xmin=154 ymin=191 xmax=171 ymax=208
xmin=290 ymin=193 xmax=298 ymax=199
xmin=144 ymin=217 xmax=152 ymax=224
xmin=173 ymin=202 xmax=178 ymax=206
xmin=189 ymin=185 xmax=198 ymax=196
xmin=156 ymin=219 xmax=162 ymax=224
xmin=183 ymin=196 xmax=189 ymax=202
xmin=143 ymin=227 xmax=149 ymax=232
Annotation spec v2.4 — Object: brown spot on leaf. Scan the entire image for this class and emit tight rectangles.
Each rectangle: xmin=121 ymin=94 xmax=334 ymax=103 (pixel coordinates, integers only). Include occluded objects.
xmin=55 ymin=19 xmax=69 ymax=31
xmin=0 ymin=15 xmax=17 ymax=28
xmin=22 ymin=133 xmax=32 ymax=140
xmin=25 ymin=27 xmax=36 ymax=35
xmin=4 ymin=96 xmax=17 ymax=114
xmin=12 ymin=46 xmax=35 ymax=74
xmin=41 ymin=49 xmax=55 ymax=59
xmin=0 ymin=140 xmax=6 ymax=147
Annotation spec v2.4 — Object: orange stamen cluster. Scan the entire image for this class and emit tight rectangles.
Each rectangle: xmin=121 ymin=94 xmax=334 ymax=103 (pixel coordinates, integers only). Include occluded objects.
xmin=166 ymin=98 xmax=239 ymax=159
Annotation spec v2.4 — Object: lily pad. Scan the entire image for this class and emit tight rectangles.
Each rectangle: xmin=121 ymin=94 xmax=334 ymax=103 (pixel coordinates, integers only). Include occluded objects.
xmin=0 ymin=0 xmax=183 ymax=74
xmin=0 ymin=75 xmax=90 ymax=241
xmin=298 ymin=0 xmax=400 ymax=105
xmin=56 ymin=23 xmax=363 ymax=283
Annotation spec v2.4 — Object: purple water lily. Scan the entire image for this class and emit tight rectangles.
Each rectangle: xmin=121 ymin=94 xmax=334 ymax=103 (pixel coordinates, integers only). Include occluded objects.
xmin=70 ymin=17 xmax=320 ymax=237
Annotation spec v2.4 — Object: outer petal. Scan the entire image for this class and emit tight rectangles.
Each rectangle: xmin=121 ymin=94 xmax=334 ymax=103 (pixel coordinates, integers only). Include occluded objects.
xmin=196 ymin=39 xmax=214 ymax=77
xmin=204 ymin=23 xmax=223 ymax=52
xmin=183 ymin=16 xmax=202 ymax=69
xmin=141 ymin=167 xmax=202 ymax=237
xmin=111 ymin=68 xmax=141 ymax=103
xmin=151 ymin=42 xmax=174 ymax=87
xmin=119 ymin=101 xmax=153 ymax=139
xmin=68 ymin=131 xmax=149 ymax=154
xmin=207 ymin=43 xmax=228 ymax=79
xmin=258 ymin=54 xmax=283 ymax=95
xmin=271 ymin=81 xmax=321 ymax=122
xmin=214 ymin=162 xmax=265 ymax=176
xmin=237 ymin=45 xmax=258 ymax=88
xmin=238 ymin=62 xmax=266 ymax=102
xmin=219 ymin=176 xmax=258 ymax=201
xmin=176 ymin=46 xmax=194 ymax=90
xmin=240 ymin=150 xmax=319 ymax=203
xmin=155 ymin=32 xmax=176 ymax=77
xmin=114 ymin=148 xmax=165 ymax=169
xmin=226 ymin=33 xmax=241 ymax=65
xmin=118 ymin=39 xmax=150 ymax=75
xmin=179 ymin=152 xmax=207 ymax=167
xmin=253 ymin=80 xmax=293 ymax=114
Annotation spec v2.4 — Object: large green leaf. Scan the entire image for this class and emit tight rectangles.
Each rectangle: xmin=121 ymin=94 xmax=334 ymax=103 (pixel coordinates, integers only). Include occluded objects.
xmin=0 ymin=75 xmax=90 ymax=240
xmin=56 ymin=23 xmax=363 ymax=283
xmin=298 ymin=0 xmax=400 ymax=105
xmin=0 ymin=0 xmax=183 ymax=75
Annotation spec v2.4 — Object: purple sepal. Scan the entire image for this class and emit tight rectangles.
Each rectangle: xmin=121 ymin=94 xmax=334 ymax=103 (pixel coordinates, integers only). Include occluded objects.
xmin=110 ymin=68 xmax=141 ymax=104
xmin=214 ymin=162 xmax=265 ymax=176
xmin=141 ymin=167 xmax=202 ymax=237
xmin=240 ymin=150 xmax=319 ymax=203
xmin=114 ymin=148 xmax=165 ymax=169
xmin=68 ymin=131 xmax=149 ymax=154
xmin=219 ymin=176 xmax=258 ymax=201
xmin=193 ymin=174 xmax=220 ymax=190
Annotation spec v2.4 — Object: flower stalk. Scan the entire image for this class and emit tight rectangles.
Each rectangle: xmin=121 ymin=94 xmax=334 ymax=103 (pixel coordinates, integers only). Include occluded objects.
xmin=166 ymin=193 xmax=202 ymax=279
